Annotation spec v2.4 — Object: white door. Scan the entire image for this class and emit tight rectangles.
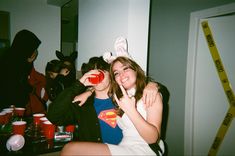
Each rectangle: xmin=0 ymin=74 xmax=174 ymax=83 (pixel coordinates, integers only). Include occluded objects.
xmin=185 ymin=3 xmax=235 ymax=156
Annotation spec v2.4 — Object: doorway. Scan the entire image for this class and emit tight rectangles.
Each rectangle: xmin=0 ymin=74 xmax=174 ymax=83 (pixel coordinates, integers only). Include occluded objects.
xmin=61 ymin=0 xmax=78 ymax=56
xmin=185 ymin=3 xmax=235 ymax=156
xmin=0 ymin=11 xmax=10 ymax=57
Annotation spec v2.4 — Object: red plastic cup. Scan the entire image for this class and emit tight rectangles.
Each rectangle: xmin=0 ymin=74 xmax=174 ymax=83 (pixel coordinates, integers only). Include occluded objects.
xmin=12 ymin=121 xmax=27 ymax=135
xmin=43 ymin=121 xmax=55 ymax=139
xmin=33 ymin=113 xmax=45 ymax=125
xmin=65 ymin=125 xmax=75 ymax=133
xmin=0 ymin=112 xmax=8 ymax=125
xmin=2 ymin=110 xmax=13 ymax=121
xmin=39 ymin=117 xmax=48 ymax=133
xmin=3 ymin=108 xmax=14 ymax=112
xmin=39 ymin=117 xmax=48 ymax=127
xmin=88 ymin=71 xmax=104 ymax=84
xmin=14 ymin=107 xmax=26 ymax=117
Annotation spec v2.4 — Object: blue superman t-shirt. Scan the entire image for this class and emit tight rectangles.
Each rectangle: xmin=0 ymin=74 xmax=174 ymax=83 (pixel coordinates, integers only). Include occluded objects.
xmin=94 ymin=97 xmax=123 ymax=144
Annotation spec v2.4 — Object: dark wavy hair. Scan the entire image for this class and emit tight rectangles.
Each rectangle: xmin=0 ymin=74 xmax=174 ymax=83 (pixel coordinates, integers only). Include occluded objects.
xmin=45 ymin=59 xmax=62 ymax=76
xmin=81 ymin=56 xmax=110 ymax=74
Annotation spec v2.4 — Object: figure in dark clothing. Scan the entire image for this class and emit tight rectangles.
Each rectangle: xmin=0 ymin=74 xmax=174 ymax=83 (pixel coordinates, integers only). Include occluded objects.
xmin=45 ymin=59 xmax=66 ymax=102
xmin=0 ymin=29 xmax=41 ymax=110
xmin=45 ymin=52 xmax=77 ymax=102
xmin=56 ymin=50 xmax=78 ymax=84
xmin=47 ymin=56 xmax=123 ymax=144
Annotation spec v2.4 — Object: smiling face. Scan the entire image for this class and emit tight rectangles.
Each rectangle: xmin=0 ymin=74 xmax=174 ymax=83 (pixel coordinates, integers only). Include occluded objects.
xmin=110 ymin=57 xmax=147 ymax=101
xmin=112 ymin=61 xmax=137 ymax=90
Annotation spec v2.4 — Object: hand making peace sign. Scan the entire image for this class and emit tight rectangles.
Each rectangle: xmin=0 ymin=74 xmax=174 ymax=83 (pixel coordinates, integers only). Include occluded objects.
xmin=114 ymin=85 xmax=136 ymax=113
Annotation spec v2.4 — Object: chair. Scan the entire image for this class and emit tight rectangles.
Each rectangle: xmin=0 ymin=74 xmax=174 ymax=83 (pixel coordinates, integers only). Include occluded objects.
xmin=158 ymin=82 xmax=170 ymax=156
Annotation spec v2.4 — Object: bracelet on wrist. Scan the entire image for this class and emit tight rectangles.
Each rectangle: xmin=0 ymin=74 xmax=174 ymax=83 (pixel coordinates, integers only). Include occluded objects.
xmin=87 ymin=88 xmax=94 ymax=93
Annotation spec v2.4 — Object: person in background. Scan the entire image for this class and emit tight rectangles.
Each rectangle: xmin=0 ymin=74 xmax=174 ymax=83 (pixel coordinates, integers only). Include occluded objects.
xmin=47 ymin=56 xmax=159 ymax=146
xmin=45 ymin=58 xmax=77 ymax=102
xmin=45 ymin=59 xmax=64 ymax=102
xmin=0 ymin=29 xmax=41 ymax=110
xmin=25 ymin=65 xmax=48 ymax=115
xmin=55 ymin=50 xmax=78 ymax=84
xmin=60 ymin=56 xmax=164 ymax=156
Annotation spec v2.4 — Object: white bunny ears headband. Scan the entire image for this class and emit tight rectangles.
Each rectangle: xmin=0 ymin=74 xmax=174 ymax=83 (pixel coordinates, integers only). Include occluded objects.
xmin=103 ymin=36 xmax=132 ymax=64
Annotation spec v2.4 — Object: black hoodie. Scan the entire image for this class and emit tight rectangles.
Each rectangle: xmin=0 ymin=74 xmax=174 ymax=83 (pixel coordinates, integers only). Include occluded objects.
xmin=0 ymin=29 xmax=41 ymax=110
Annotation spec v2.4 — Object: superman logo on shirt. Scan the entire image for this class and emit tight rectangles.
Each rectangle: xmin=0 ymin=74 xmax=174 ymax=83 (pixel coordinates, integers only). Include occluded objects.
xmin=98 ymin=109 xmax=117 ymax=128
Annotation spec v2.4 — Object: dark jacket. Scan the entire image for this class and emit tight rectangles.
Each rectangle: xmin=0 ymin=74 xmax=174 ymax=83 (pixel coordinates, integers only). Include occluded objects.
xmin=46 ymin=74 xmax=72 ymax=102
xmin=47 ymin=80 xmax=103 ymax=143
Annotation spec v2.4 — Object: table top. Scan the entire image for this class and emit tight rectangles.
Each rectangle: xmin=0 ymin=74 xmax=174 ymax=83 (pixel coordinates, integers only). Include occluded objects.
xmin=0 ymin=116 xmax=74 ymax=156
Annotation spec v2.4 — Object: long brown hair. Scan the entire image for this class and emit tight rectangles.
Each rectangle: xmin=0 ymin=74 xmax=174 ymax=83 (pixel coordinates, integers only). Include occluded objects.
xmin=110 ymin=57 xmax=147 ymax=115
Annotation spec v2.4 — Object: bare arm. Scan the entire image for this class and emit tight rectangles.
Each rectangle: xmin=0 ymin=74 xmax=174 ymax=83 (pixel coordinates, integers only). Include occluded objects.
xmin=115 ymin=85 xmax=163 ymax=143
xmin=72 ymin=88 xmax=94 ymax=106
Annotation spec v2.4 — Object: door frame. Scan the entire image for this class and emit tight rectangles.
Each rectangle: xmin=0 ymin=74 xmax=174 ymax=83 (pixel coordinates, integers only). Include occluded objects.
xmin=184 ymin=3 xmax=235 ymax=155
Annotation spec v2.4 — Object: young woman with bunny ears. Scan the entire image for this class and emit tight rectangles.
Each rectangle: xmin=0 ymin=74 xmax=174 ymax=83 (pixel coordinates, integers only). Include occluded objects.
xmin=60 ymin=56 xmax=164 ymax=156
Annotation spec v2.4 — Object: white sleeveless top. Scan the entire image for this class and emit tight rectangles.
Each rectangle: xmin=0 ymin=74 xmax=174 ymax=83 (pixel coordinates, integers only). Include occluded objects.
xmin=107 ymin=88 xmax=164 ymax=155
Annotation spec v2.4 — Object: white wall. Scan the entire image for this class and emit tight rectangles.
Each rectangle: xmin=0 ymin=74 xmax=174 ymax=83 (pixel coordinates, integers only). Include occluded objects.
xmin=0 ymin=0 xmax=61 ymax=74
xmin=77 ymin=0 xmax=150 ymax=72
xmin=127 ymin=0 xmax=150 ymax=73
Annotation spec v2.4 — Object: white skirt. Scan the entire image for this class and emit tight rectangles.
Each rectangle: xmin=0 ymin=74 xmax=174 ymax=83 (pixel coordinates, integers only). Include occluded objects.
xmin=107 ymin=143 xmax=156 ymax=155
xmin=106 ymin=139 xmax=164 ymax=156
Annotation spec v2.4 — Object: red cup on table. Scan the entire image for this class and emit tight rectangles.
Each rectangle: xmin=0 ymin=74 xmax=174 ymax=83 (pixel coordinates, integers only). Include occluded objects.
xmin=39 ymin=117 xmax=48 ymax=127
xmin=88 ymin=71 xmax=104 ymax=84
xmin=2 ymin=110 xmax=13 ymax=121
xmin=39 ymin=117 xmax=48 ymax=132
xmin=0 ymin=112 xmax=8 ymax=125
xmin=43 ymin=120 xmax=55 ymax=139
xmin=3 ymin=108 xmax=14 ymax=112
xmin=65 ymin=125 xmax=75 ymax=133
xmin=12 ymin=121 xmax=27 ymax=136
xmin=14 ymin=107 xmax=26 ymax=117
xmin=33 ymin=113 xmax=45 ymax=125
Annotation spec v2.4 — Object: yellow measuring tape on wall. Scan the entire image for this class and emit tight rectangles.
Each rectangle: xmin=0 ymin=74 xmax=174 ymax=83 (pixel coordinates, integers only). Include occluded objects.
xmin=201 ymin=21 xmax=235 ymax=156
